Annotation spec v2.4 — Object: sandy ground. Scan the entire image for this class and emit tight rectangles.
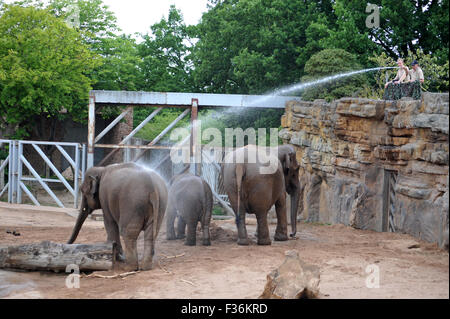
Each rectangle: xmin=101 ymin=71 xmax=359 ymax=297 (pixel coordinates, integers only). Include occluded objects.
xmin=0 ymin=205 xmax=448 ymax=299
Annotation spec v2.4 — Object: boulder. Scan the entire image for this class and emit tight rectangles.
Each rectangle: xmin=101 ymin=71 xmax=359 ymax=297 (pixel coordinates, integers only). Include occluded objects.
xmin=260 ymin=250 xmax=320 ymax=299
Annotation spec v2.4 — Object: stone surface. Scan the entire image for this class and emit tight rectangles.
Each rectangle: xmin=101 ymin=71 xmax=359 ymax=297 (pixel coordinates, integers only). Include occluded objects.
xmin=280 ymin=93 xmax=449 ymax=247
xmin=259 ymin=250 xmax=320 ymax=299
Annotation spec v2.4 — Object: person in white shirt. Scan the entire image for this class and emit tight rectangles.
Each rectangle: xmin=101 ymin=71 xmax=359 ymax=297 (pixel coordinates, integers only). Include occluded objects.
xmin=409 ymin=60 xmax=424 ymax=84
xmin=385 ymin=58 xmax=409 ymax=88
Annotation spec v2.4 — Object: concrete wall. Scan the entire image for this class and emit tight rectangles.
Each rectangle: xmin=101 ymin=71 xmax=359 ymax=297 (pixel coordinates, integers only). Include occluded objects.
xmin=279 ymin=93 xmax=449 ymax=248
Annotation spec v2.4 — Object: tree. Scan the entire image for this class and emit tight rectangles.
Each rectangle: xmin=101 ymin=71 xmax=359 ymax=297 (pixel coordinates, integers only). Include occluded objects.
xmin=300 ymin=49 xmax=368 ymax=101
xmin=193 ymin=0 xmax=335 ymax=94
xmin=329 ymin=0 xmax=449 ymax=64
xmin=134 ymin=6 xmax=197 ymax=141
xmin=95 ymin=35 xmax=142 ymax=91
xmin=138 ymin=5 xmax=195 ymax=92
xmin=0 ymin=5 xmax=100 ymax=139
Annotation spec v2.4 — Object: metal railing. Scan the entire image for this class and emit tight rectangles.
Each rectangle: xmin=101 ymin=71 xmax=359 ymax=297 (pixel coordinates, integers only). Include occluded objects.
xmin=0 ymin=140 xmax=86 ymax=208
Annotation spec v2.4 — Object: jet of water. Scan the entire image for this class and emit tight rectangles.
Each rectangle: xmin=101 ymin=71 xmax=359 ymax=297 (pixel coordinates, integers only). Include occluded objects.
xmin=251 ymin=67 xmax=397 ymax=106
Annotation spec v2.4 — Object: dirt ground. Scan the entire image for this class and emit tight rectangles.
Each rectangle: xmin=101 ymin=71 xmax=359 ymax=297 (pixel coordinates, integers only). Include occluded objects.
xmin=0 ymin=205 xmax=448 ymax=299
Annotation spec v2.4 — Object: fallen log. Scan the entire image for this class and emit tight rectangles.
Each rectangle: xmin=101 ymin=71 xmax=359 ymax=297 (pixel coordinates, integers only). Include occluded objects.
xmin=0 ymin=241 xmax=114 ymax=272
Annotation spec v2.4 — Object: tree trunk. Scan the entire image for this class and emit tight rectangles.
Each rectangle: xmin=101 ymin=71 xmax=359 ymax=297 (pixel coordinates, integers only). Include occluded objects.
xmin=0 ymin=241 xmax=115 ymax=272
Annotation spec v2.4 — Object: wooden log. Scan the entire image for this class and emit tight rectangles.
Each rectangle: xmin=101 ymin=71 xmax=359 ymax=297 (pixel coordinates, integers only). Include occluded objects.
xmin=0 ymin=241 xmax=114 ymax=272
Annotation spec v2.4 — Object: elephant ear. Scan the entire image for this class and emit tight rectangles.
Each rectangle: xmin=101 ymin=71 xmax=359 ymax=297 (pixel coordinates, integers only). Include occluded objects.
xmin=88 ymin=175 xmax=99 ymax=196
xmin=283 ymin=153 xmax=290 ymax=175
xmin=291 ymin=153 xmax=300 ymax=170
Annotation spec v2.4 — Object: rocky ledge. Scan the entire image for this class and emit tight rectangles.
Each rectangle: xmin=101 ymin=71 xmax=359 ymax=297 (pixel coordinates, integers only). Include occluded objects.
xmin=280 ymin=93 xmax=449 ymax=248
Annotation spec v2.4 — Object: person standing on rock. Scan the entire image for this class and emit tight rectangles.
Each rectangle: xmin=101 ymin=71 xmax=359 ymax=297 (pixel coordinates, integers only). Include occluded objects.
xmin=408 ymin=60 xmax=424 ymax=84
xmin=385 ymin=58 xmax=409 ymax=88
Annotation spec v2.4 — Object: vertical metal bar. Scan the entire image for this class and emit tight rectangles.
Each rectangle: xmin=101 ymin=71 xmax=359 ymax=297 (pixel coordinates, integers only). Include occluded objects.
xmin=11 ymin=141 xmax=18 ymax=203
xmin=8 ymin=141 xmax=13 ymax=203
xmin=190 ymin=99 xmax=200 ymax=176
xmin=87 ymin=95 xmax=96 ymax=169
xmin=82 ymin=143 xmax=86 ymax=182
xmin=74 ymin=145 xmax=80 ymax=209
xmin=17 ymin=142 xmax=23 ymax=204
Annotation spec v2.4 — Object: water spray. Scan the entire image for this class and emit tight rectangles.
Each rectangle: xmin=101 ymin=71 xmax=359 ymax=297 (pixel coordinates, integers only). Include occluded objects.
xmin=251 ymin=67 xmax=397 ymax=106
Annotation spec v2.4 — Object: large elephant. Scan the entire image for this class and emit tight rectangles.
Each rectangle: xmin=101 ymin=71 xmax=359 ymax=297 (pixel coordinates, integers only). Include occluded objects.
xmin=166 ymin=172 xmax=213 ymax=246
xmin=67 ymin=162 xmax=168 ymax=271
xmin=222 ymin=145 xmax=300 ymax=245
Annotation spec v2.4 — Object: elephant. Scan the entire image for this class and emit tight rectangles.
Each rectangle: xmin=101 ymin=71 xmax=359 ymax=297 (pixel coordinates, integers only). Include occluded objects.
xmin=67 ymin=162 xmax=168 ymax=271
xmin=166 ymin=172 xmax=213 ymax=246
xmin=277 ymin=144 xmax=301 ymax=237
xmin=222 ymin=144 xmax=300 ymax=245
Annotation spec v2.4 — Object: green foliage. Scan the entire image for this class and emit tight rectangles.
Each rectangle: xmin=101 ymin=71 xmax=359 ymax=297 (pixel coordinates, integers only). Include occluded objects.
xmin=134 ymin=108 xmax=190 ymax=142
xmin=0 ymin=5 xmax=100 ymax=139
xmin=138 ymin=5 xmax=196 ymax=92
xmin=301 ymin=49 xmax=368 ymax=101
xmin=95 ymin=35 xmax=142 ymax=91
xmin=193 ymin=0 xmax=334 ymax=94
xmin=329 ymin=0 xmax=449 ymax=64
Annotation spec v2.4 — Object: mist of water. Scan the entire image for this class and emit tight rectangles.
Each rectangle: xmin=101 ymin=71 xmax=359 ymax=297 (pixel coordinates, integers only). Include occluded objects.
xmin=135 ymin=66 xmax=397 ymax=178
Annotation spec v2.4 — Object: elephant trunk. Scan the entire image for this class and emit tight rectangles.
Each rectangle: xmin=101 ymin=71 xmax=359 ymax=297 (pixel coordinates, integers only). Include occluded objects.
xmin=67 ymin=197 xmax=90 ymax=244
xmin=290 ymin=190 xmax=300 ymax=237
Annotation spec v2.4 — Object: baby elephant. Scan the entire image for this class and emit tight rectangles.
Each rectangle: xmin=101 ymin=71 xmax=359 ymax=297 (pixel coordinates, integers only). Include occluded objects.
xmin=166 ymin=173 xmax=213 ymax=246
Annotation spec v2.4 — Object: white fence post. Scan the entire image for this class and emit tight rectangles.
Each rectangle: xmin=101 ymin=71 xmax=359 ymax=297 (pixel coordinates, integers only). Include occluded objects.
xmin=0 ymin=160 xmax=4 ymax=191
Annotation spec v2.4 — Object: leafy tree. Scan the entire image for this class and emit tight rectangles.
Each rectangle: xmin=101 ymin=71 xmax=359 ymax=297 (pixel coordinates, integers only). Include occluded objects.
xmin=193 ymin=0 xmax=335 ymax=94
xmin=330 ymin=0 xmax=449 ymax=64
xmin=138 ymin=5 xmax=195 ymax=92
xmin=134 ymin=6 xmax=197 ymax=141
xmin=300 ymin=49 xmax=368 ymax=101
xmin=95 ymin=35 xmax=142 ymax=91
xmin=0 ymin=5 xmax=100 ymax=139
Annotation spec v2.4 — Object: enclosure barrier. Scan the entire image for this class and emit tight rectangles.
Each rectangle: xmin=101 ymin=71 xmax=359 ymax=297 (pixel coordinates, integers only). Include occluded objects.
xmin=0 ymin=139 xmax=85 ymax=208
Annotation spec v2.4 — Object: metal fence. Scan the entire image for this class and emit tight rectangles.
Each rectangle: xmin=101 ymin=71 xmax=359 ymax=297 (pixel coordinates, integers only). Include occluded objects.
xmin=0 ymin=139 xmax=86 ymax=208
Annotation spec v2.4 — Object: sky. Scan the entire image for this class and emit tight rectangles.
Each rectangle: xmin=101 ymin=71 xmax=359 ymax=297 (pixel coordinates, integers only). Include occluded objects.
xmin=3 ymin=0 xmax=210 ymax=35
xmin=102 ymin=0 xmax=210 ymax=35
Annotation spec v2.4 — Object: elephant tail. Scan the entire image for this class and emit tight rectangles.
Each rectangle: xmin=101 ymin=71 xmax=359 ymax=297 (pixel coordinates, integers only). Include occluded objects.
xmin=235 ymin=163 xmax=245 ymax=223
xmin=201 ymin=179 xmax=213 ymax=225
xmin=149 ymin=189 xmax=160 ymax=240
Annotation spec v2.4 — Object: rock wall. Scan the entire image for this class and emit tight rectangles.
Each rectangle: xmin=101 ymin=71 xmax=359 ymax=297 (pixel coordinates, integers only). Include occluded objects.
xmin=279 ymin=93 xmax=449 ymax=248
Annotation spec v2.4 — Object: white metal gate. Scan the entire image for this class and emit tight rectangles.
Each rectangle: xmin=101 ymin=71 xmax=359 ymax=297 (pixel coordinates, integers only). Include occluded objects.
xmin=0 ymin=139 xmax=85 ymax=208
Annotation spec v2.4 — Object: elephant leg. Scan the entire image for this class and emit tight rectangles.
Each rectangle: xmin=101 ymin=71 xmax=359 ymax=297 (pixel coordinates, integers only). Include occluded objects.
xmin=274 ymin=195 xmax=289 ymax=241
xmin=255 ymin=213 xmax=271 ymax=245
xmin=141 ymin=221 xmax=154 ymax=271
xmin=120 ymin=224 xmax=140 ymax=272
xmin=229 ymin=192 xmax=249 ymax=245
xmin=236 ymin=207 xmax=249 ymax=245
xmin=176 ymin=216 xmax=186 ymax=239
xmin=103 ymin=210 xmax=124 ymax=262
xmin=201 ymin=221 xmax=211 ymax=246
xmin=166 ymin=205 xmax=177 ymax=240
xmin=185 ymin=221 xmax=197 ymax=246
